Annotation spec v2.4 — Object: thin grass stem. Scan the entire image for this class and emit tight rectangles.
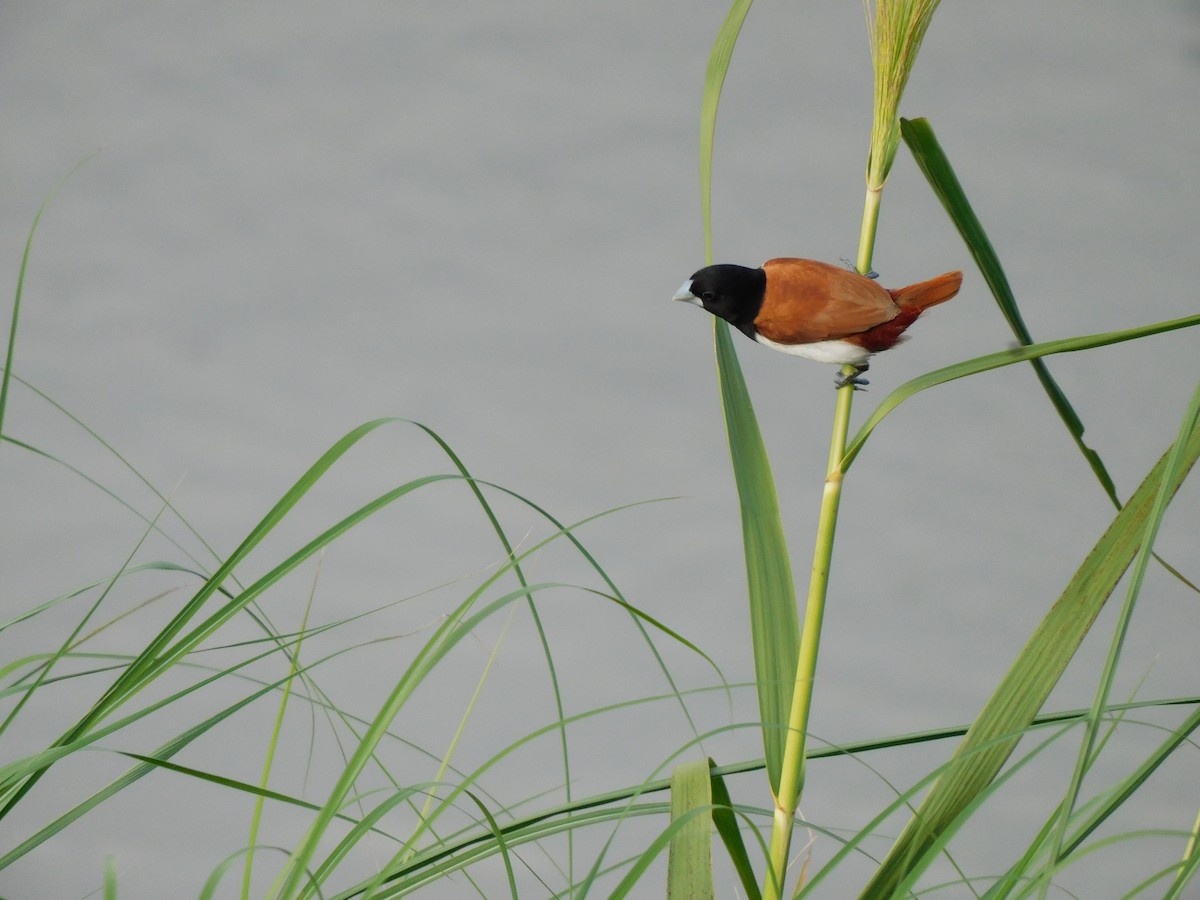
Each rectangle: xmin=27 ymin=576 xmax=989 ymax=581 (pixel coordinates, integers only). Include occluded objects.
xmin=763 ymin=6 xmax=948 ymax=889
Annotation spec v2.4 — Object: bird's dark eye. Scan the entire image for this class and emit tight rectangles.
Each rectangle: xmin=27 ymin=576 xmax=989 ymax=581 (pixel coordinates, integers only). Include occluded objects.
xmin=701 ymin=291 xmax=715 ymax=302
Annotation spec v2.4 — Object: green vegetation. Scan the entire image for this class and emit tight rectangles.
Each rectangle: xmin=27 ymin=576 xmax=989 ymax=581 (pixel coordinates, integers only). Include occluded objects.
xmin=3 ymin=3 xmax=1199 ymax=898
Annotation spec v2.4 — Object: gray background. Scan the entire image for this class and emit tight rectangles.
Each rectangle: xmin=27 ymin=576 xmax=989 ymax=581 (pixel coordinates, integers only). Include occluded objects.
xmin=2 ymin=1 xmax=1199 ymax=897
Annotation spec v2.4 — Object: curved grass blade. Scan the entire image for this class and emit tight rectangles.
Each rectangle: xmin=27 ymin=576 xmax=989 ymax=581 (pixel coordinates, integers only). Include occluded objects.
xmin=700 ymin=0 xmax=754 ymax=265
xmin=985 ymin=702 xmax=1200 ymax=899
xmin=714 ymin=323 xmax=800 ymax=794
xmin=411 ymin=424 xmax=579 ymax=885
xmin=900 ymin=117 xmax=1121 ymax=505
xmin=842 ymin=313 xmax=1200 ymax=471
xmin=668 ymin=759 xmax=715 ymax=900
xmin=201 ymin=848 xmax=272 ymax=900
xmin=698 ymin=0 xmax=799 ymax=796
xmin=0 ymin=418 xmax=453 ymax=820
xmin=1 ymin=156 xmax=94 ymax=444
xmin=280 ymin=582 xmax=560 ymax=899
xmin=279 ymin=499 xmax=670 ymax=899
xmin=859 ymin=404 xmax=1200 ymax=898
xmin=1041 ymin=374 xmax=1200 ymax=891
xmin=904 ymin=114 xmax=1197 ymax=593
xmin=0 ymin=638 xmax=306 ymax=868
xmin=464 ymin=791 xmax=519 ymax=900
xmin=710 ymin=760 xmax=762 ymax=900
xmin=1168 ymin=813 xmax=1200 ymax=900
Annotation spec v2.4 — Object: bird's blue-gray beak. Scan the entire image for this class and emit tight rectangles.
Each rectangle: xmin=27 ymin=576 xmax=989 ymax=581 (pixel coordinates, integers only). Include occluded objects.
xmin=672 ymin=279 xmax=701 ymax=305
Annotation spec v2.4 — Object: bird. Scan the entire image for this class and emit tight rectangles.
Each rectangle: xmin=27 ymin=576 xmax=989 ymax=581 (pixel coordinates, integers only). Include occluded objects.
xmin=673 ymin=258 xmax=962 ymax=388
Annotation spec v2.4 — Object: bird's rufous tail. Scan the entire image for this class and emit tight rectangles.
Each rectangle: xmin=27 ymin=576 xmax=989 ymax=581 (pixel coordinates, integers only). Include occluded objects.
xmin=889 ymin=270 xmax=963 ymax=312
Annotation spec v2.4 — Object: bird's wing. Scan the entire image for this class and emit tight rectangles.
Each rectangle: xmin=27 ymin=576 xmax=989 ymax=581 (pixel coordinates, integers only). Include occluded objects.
xmin=755 ymin=258 xmax=898 ymax=343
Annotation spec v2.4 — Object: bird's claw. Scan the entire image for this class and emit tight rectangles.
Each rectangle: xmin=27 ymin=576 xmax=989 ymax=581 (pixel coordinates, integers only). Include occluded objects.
xmin=839 ymin=259 xmax=879 ymax=279
xmin=834 ymin=368 xmax=870 ymax=391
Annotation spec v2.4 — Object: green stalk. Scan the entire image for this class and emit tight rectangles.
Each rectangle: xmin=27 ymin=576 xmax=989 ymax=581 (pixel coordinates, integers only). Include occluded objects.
xmin=762 ymin=5 xmax=945 ymax=891
xmin=762 ymin=123 xmax=879 ymax=900
xmin=857 ymin=187 xmax=883 ymax=278
xmin=764 ymin=381 xmax=856 ymax=897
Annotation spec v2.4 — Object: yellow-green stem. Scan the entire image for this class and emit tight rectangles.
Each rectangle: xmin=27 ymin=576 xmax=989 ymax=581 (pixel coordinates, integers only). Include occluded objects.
xmin=762 ymin=184 xmax=879 ymax=899
xmin=763 ymin=373 xmax=856 ymax=898
xmin=858 ymin=186 xmax=883 ymax=276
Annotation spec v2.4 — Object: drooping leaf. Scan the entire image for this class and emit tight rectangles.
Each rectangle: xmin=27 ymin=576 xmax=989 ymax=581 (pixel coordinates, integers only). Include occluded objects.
xmin=901 ymin=116 xmax=1121 ymax=504
xmin=902 ymin=116 xmax=1199 ymax=597
xmin=709 ymin=760 xmax=762 ymax=900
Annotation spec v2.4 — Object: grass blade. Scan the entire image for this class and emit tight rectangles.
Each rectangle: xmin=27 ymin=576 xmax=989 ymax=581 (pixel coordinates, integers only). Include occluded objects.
xmin=1041 ymin=374 xmax=1200 ymax=892
xmin=710 ymin=760 xmax=762 ymax=900
xmin=668 ymin=759 xmax=715 ymax=900
xmin=901 ymin=116 xmax=1123 ymax=505
xmin=860 ymin=408 xmax=1200 ymax=897
xmin=1 ymin=157 xmax=93 ymax=444
xmin=464 ymin=791 xmax=519 ymax=900
xmin=700 ymin=0 xmax=754 ymax=265
xmin=1062 ymin=705 xmax=1200 ymax=869
xmin=842 ymin=313 xmax=1200 ymax=470
xmin=713 ymin=324 xmax=800 ymax=794
xmin=699 ymin=0 xmax=799 ymax=795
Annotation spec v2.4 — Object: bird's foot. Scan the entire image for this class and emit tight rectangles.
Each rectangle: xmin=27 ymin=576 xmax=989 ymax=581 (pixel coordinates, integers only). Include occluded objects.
xmin=834 ymin=366 xmax=870 ymax=391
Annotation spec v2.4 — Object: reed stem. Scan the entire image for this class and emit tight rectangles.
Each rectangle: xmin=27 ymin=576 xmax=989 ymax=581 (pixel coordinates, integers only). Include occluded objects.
xmin=763 ymin=383 xmax=855 ymax=899
xmin=762 ymin=3 xmax=946 ymax=888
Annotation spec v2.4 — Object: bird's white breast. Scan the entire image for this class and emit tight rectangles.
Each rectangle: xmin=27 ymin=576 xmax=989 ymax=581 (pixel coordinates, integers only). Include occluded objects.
xmin=753 ymin=334 xmax=872 ymax=365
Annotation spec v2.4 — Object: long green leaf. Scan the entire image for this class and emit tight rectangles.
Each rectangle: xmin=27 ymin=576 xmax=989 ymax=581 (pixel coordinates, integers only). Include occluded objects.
xmin=860 ymin=409 xmax=1200 ymax=897
xmin=901 ymin=116 xmax=1121 ymax=504
xmin=1042 ymin=373 xmax=1200 ymax=889
xmin=713 ymin=324 xmax=800 ymax=793
xmin=709 ymin=760 xmax=762 ymax=900
xmin=900 ymin=120 xmax=1199 ymax=594
xmin=842 ymin=313 xmax=1200 ymax=470
xmin=668 ymin=759 xmax=715 ymax=900
xmin=0 ymin=640 xmax=302 ymax=869
xmin=464 ymin=791 xmax=519 ymax=900
xmin=902 ymin=114 xmax=1200 ymax=596
xmin=701 ymin=0 xmax=800 ymax=795
xmin=700 ymin=0 xmax=754 ymax=266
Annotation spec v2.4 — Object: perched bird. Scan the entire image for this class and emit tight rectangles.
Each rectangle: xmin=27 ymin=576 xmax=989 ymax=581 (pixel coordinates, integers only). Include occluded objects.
xmin=673 ymin=258 xmax=962 ymax=387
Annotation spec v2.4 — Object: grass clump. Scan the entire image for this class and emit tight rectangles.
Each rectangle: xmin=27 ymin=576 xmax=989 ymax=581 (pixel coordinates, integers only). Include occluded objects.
xmin=3 ymin=3 xmax=1200 ymax=898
